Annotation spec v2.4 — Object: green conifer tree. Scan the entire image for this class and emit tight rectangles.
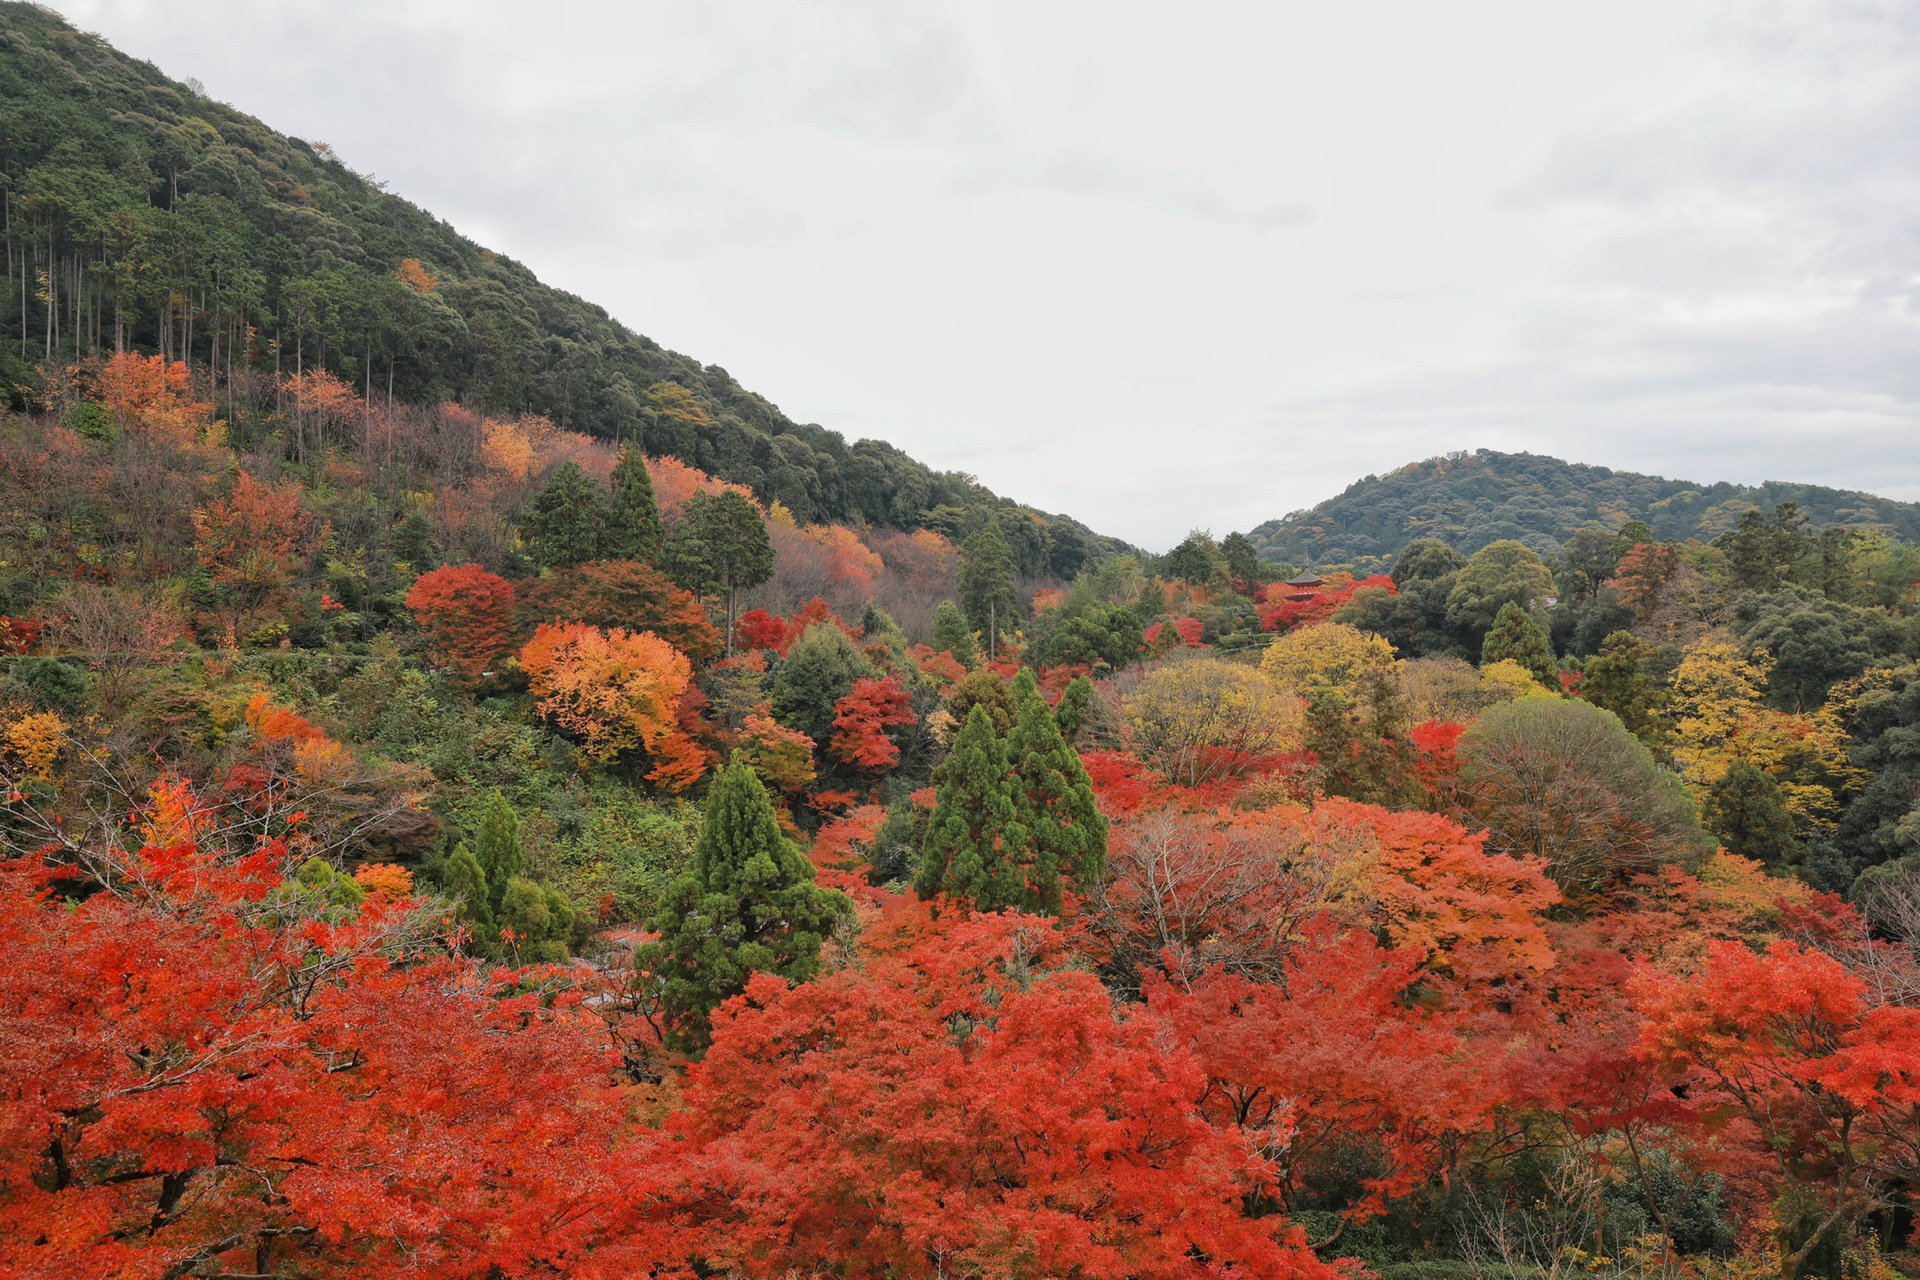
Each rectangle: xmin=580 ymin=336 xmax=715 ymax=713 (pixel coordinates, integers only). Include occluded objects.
xmin=958 ymin=522 xmax=1019 ymax=658
xmin=661 ymin=490 xmax=775 ymax=651
xmin=1580 ymin=630 xmax=1663 ymax=745
xmin=473 ymin=789 xmax=523 ymax=922
xmin=916 ymin=703 xmax=1031 ymax=912
xmin=442 ymin=839 xmax=494 ymax=941
xmin=641 ymin=759 xmax=851 ymax=1052
xmin=931 ymin=600 xmax=977 ymax=666
xmin=1009 ymin=669 xmax=1107 ymax=903
xmin=1703 ymin=761 xmax=1802 ymax=867
xmin=1054 ymin=673 xmax=1095 ymax=745
xmin=520 ymin=461 xmax=609 ymax=569
xmin=604 ymin=443 xmax=665 ymax=563
xmin=1481 ymin=600 xmax=1558 ymax=685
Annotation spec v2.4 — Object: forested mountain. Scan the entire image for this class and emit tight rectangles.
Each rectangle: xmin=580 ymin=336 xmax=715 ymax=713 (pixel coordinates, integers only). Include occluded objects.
xmin=1250 ymin=449 xmax=1920 ymax=570
xmin=0 ymin=1 xmax=1116 ymax=575
xmin=8 ymin=8 xmax=1920 ymax=1280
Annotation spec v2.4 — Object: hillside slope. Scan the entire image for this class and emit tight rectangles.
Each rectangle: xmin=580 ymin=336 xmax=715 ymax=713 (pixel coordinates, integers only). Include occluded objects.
xmin=0 ymin=2 xmax=1117 ymax=575
xmin=1249 ymin=449 xmax=1920 ymax=570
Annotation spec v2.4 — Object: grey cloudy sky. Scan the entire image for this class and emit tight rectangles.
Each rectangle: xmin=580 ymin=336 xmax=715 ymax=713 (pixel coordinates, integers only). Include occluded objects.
xmin=54 ymin=0 xmax=1920 ymax=548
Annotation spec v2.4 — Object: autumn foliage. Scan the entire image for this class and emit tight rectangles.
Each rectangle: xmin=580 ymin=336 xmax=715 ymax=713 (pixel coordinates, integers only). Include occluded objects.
xmin=519 ymin=622 xmax=709 ymax=787
xmin=405 ymin=563 xmax=515 ymax=685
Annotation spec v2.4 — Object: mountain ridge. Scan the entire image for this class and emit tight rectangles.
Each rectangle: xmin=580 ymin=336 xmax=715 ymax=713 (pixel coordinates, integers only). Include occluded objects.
xmin=1248 ymin=449 xmax=1920 ymax=570
xmin=0 ymin=1 xmax=1123 ymax=576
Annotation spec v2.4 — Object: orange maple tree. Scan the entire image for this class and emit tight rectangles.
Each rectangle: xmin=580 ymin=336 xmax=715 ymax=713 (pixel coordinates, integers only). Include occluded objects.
xmin=671 ymin=903 xmax=1344 ymax=1280
xmin=828 ymin=675 xmax=916 ymax=772
xmin=518 ymin=622 xmax=709 ymax=788
xmin=405 ymin=563 xmax=516 ymax=686
xmin=191 ymin=471 xmax=321 ymax=645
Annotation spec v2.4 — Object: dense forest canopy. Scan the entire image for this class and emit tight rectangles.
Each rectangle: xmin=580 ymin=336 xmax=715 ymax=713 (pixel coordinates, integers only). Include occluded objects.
xmin=1251 ymin=449 xmax=1920 ymax=571
xmin=4 ymin=8 xmax=1920 ymax=1280
xmin=0 ymin=1 xmax=1118 ymax=574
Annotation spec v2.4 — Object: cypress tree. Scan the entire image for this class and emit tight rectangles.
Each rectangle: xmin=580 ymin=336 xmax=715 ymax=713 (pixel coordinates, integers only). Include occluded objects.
xmin=604 ymin=444 xmax=665 ymax=563
xmin=1054 ymin=673 xmax=1095 ymax=745
xmin=473 ymin=789 xmax=522 ymax=922
xmin=1581 ymin=630 xmax=1662 ymax=745
xmin=1703 ymin=761 xmax=1802 ymax=867
xmin=958 ymin=523 xmax=1019 ymax=658
xmin=1481 ymin=600 xmax=1557 ymax=686
xmin=641 ymin=759 xmax=851 ymax=1052
xmin=931 ymin=600 xmax=977 ymax=666
xmin=520 ymin=461 xmax=609 ymax=569
xmin=1008 ymin=668 xmax=1107 ymax=903
xmin=442 ymin=839 xmax=493 ymax=942
xmin=916 ymin=703 xmax=1031 ymax=912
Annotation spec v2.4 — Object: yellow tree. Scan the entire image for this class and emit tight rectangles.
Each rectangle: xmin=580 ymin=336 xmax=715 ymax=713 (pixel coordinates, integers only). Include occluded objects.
xmin=1260 ymin=621 xmax=1400 ymax=699
xmin=1668 ymin=641 xmax=1861 ymax=827
xmin=1121 ymin=657 xmax=1302 ymax=788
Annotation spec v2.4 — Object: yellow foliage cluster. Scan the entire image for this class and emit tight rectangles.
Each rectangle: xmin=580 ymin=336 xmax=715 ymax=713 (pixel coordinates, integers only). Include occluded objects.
xmin=1668 ymin=642 xmax=1862 ymax=826
xmin=1259 ymin=622 xmax=1398 ymax=698
xmin=1122 ymin=658 xmax=1303 ymax=788
xmin=3 ymin=710 xmax=68 ymax=779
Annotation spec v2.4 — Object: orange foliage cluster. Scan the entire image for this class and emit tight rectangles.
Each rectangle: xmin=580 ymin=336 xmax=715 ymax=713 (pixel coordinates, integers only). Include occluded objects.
xmin=829 ymin=676 xmax=916 ymax=773
xmin=405 ymin=563 xmax=516 ymax=686
xmin=519 ymin=622 xmax=709 ymax=788
xmin=96 ymin=351 xmax=214 ymax=446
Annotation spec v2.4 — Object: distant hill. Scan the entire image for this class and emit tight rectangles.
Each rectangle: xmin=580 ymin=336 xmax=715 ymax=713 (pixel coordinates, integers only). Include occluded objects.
xmin=1248 ymin=450 xmax=1920 ymax=570
xmin=0 ymin=3 xmax=1120 ymax=576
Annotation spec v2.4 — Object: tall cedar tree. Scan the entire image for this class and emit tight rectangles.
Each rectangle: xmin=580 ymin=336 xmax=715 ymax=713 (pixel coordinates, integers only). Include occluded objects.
xmin=1703 ymin=761 xmax=1803 ymax=867
xmin=1054 ymin=672 xmax=1096 ymax=745
xmin=1480 ymin=600 xmax=1557 ymax=685
xmin=641 ymin=759 xmax=850 ymax=1052
xmin=472 ymin=789 xmax=523 ymax=922
xmin=1009 ymin=668 xmax=1108 ymax=900
xmin=916 ymin=703 xmax=1036 ymax=912
xmin=521 ymin=461 xmax=609 ymax=569
xmin=957 ymin=522 xmax=1019 ymax=658
xmin=931 ymin=599 xmax=977 ymax=665
xmin=1581 ymin=630 xmax=1663 ymax=744
xmin=663 ymin=490 xmax=774 ymax=653
xmin=442 ymin=840 xmax=492 ymax=935
xmin=604 ymin=444 xmax=665 ymax=562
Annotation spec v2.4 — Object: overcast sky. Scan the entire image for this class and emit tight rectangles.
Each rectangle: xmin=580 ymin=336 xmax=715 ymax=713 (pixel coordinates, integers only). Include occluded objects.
xmin=54 ymin=0 xmax=1920 ymax=549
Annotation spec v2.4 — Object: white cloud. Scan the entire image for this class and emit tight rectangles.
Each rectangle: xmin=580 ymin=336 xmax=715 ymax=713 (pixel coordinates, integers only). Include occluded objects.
xmin=53 ymin=0 xmax=1920 ymax=547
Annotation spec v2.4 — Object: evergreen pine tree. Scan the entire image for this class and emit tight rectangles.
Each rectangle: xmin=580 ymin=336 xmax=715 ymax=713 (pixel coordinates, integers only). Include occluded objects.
xmin=604 ymin=444 xmax=665 ymax=563
xmin=1220 ymin=531 xmax=1263 ymax=589
xmin=931 ymin=600 xmax=977 ymax=666
xmin=442 ymin=840 xmax=493 ymax=943
xmin=1581 ymin=630 xmax=1663 ymax=745
xmin=1481 ymin=600 xmax=1558 ymax=685
xmin=520 ymin=461 xmax=609 ymax=569
xmin=641 ymin=759 xmax=851 ymax=1052
xmin=661 ymin=490 xmax=775 ymax=651
xmin=916 ymin=703 xmax=1031 ymax=912
xmin=1054 ymin=673 xmax=1095 ymax=745
xmin=473 ymin=789 xmax=522 ymax=922
xmin=957 ymin=523 xmax=1019 ymax=658
xmin=1008 ymin=669 xmax=1107 ymax=903
xmin=1703 ymin=761 xmax=1802 ymax=867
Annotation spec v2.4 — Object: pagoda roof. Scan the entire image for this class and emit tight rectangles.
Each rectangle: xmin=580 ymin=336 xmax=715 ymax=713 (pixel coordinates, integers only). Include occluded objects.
xmin=1284 ymin=571 xmax=1325 ymax=587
